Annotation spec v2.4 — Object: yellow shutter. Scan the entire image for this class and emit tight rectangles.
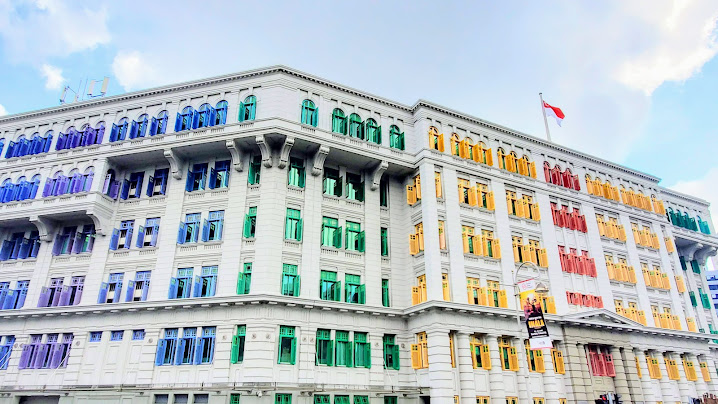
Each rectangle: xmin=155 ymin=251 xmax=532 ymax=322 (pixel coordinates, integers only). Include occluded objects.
xmin=506 ymin=193 xmax=513 ymax=214
xmin=509 ymin=347 xmax=519 ymax=371
xmin=522 ymin=244 xmax=533 ymax=264
xmin=517 ymin=158 xmax=528 ymax=176
xmin=512 ymin=242 xmax=521 ymax=262
xmin=471 ymin=144 xmax=481 ymax=163
xmin=499 ymin=290 xmax=508 ymax=308
xmin=553 ymin=350 xmax=565 ymax=374
xmin=421 ymin=342 xmax=428 ymax=368
xmin=409 ymin=234 xmax=419 ymax=255
xmin=472 ymin=235 xmax=483 ymax=256
xmin=701 ymin=362 xmax=712 ymax=381
xmin=531 ymin=203 xmax=541 ymax=221
xmin=535 ymin=349 xmax=545 ymax=373
xmin=406 ymin=185 xmax=416 ymax=205
xmin=462 ymin=234 xmax=470 ymax=253
xmin=486 ymin=149 xmax=494 ymax=166
xmin=546 ymin=296 xmax=556 ymax=314
xmin=486 ymin=191 xmax=495 ymax=210
xmin=435 ymin=173 xmax=443 ymax=199
xmin=529 ymin=162 xmax=537 ymax=178
xmin=442 ymin=274 xmax=450 ymax=301
xmin=449 ymin=335 xmax=456 ymax=367
xmin=606 ymin=262 xmax=616 ymax=280
xmin=412 ymin=287 xmax=420 ymax=305
xmin=481 ymin=345 xmax=492 ymax=370
xmin=628 ymin=267 xmax=637 ymax=283
xmin=492 ymin=239 xmax=501 ymax=259
xmin=538 ymin=248 xmax=548 ymax=267
xmin=468 ymin=186 xmax=477 ymax=206
xmin=635 ymin=357 xmax=642 ymax=379
xmin=470 ymin=343 xmax=478 ymax=368
xmin=676 ymin=276 xmax=685 ymax=293
xmin=478 ymin=287 xmax=488 ymax=306
xmin=438 ymin=134 xmax=445 ymax=152
xmin=411 ymin=344 xmax=421 ymax=368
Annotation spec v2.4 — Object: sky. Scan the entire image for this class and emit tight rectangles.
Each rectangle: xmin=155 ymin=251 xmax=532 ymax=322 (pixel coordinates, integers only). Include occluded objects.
xmin=0 ymin=0 xmax=717 ymax=218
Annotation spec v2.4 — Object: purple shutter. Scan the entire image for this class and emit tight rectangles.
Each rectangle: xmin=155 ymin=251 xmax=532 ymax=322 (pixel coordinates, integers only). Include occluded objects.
xmin=109 ymin=181 xmax=120 ymax=199
xmin=58 ymin=286 xmax=71 ymax=306
xmin=51 ymin=235 xmax=62 ymax=256
xmin=97 ymin=282 xmax=108 ymax=304
xmin=120 ymin=179 xmax=130 ymax=200
xmin=83 ymin=173 xmax=94 ymax=192
xmin=72 ymin=285 xmax=83 ymax=305
xmin=124 ymin=227 xmax=133 ymax=249
xmin=32 ymin=344 xmax=49 ymax=369
xmin=135 ymin=226 xmax=145 ymax=248
xmin=125 ymin=280 xmax=136 ymax=302
xmin=50 ymin=287 xmax=62 ymax=307
xmin=150 ymin=225 xmax=159 ymax=246
xmin=71 ymin=233 xmax=82 ymax=254
xmin=18 ymin=345 xmax=33 ymax=369
xmin=96 ymin=126 xmax=105 ymax=144
xmin=72 ymin=174 xmax=83 ymax=193
xmin=109 ymin=229 xmax=119 ymax=250
xmin=15 ymin=288 xmax=27 ymax=308
xmin=141 ymin=280 xmax=150 ymax=301
xmin=102 ymin=174 xmax=111 ymax=194
xmin=113 ymin=281 xmax=123 ymax=303
xmin=49 ymin=344 xmax=64 ymax=368
xmin=37 ymin=287 xmax=50 ymax=307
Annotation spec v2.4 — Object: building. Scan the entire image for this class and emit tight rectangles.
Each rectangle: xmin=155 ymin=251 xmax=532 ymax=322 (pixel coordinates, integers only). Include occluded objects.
xmin=706 ymin=271 xmax=718 ymax=310
xmin=0 ymin=65 xmax=716 ymax=404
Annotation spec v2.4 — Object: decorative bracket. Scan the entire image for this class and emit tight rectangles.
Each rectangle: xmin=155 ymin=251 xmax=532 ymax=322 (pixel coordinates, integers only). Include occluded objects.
xmin=226 ymin=139 xmax=244 ymax=172
xmin=369 ymin=160 xmax=388 ymax=191
xmin=256 ymin=135 xmax=273 ymax=168
xmin=85 ymin=211 xmax=109 ymax=236
xmin=29 ymin=215 xmax=57 ymax=242
xmin=679 ymin=242 xmax=703 ymax=261
xmin=695 ymin=245 xmax=717 ymax=264
xmin=311 ymin=145 xmax=330 ymax=176
xmin=163 ymin=148 xmax=183 ymax=180
xmin=277 ymin=136 xmax=295 ymax=169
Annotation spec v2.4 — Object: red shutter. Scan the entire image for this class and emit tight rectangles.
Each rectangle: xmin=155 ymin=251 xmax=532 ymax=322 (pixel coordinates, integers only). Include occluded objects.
xmin=604 ymin=354 xmax=616 ymax=376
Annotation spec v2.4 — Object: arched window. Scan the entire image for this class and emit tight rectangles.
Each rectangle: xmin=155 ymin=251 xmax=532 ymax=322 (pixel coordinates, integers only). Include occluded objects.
xmin=332 ymin=108 xmax=347 ymax=134
xmin=110 ymin=118 xmax=129 ymax=142
xmin=497 ymin=148 xmax=507 ymax=170
xmin=91 ymin=124 xmax=103 ymax=145
xmin=365 ymin=118 xmax=380 ymax=144
xmin=55 ymin=126 xmax=79 ymax=150
xmin=300 ymin=100 xmax=318 ymax=127
xmin=450 ymin=134 xmax=461 ymax=156
xmin=81 ymin=167 xmax=94 ymax=193
xmin=428 ymin=126 xmax=444 ymax=152
xmin=478 ymin=141 xmax=492 ymax=165
xmin=239 ymin=95 xmax=257 ymax=122
xmin=348 ymin=113 xmax=363 ymax=139
xmin=0 ymin=138 xmax=5 ymax=158
xmin=175 ymin=106 xmax=195 ymax=132
xmin=132 ymin=114 xmax=149 ymax=139
xmin=103 ymin=169 xmax=120 ymax=199
xmin=198 ymin=103 xmax=212 ymax=128
xmin=154 ymin=111 xmax=169 ymax=135
xmin=543 ymin=162 xmax=551 ymax=182
xmin=0 ymin=178 xmax=12 ymax=203
xmin=44 ymin=170 xmax=68 ymax=197
xmin=215 ymin=101 xmax=228 ymax=126
xmin=464 ymin=138 xmax=475 ymax=160
xmin=14 ymin=135 xmax=29 ymax=157
xmin=389 ymin=125 xmax=404 ymax=150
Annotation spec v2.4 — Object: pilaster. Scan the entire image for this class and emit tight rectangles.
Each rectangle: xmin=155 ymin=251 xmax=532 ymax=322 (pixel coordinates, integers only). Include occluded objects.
xmin=426 ymin=329 xmax=455 ymax=404
xmin=456 ymin=332 xmax=477 ymax=404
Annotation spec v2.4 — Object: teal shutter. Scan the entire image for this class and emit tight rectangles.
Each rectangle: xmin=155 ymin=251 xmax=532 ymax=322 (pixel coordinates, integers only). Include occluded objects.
xmin=297 ymin=219 xmax=303 ymax=241
xmin=238 ymin=102 xmax=245 ymax=122
xmin=290 ymin=336 xmax=296 ymax=364
xmin=237 ymin=273 xmax=245 ymax=295
xmin=359 ymin=284 xmax=366 ymax=304
xmin=294 ymin=275 xmax=301 ymax=297
xmin=243 ymin=215 xmax=251 ymax=237
xmin=334 ymin=227 xmax=342 ymax=248
xmin=358 ymin=231 xmax=365 ymax=252
xmin=335 ymin=176 xmax=343 ymax=197
xmin=231 ymin=335 xmax=240 ymax=363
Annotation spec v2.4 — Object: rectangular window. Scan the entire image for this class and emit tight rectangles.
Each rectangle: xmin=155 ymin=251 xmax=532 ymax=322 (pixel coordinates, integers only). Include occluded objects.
xmin=320 ymin=271 xmax=341 ymax=301
xmin=98 ymin=273 xmax=124 ymax=304
xmin=278 ymin=326 xmax=296 ymax=364
xmin=237 ymin=263 xmax=252 ymax=295
xmin=275 ymin=394 xmax=292 ymax=404
xmin=335 ymin=396 xmax=349 ymax=404
xmin=89 ymin=331 xmax=102 ymax=342
xmin=382 ymin=279 xmax=390 ymax=307
xmin=110 ymin=331 xmax=124 ymax=341
xmin=411 ymin=332 xmax=428 ymax=369
xmin=138 ymin=218 xmax=160 ymax=248
xmin=345 ymin=221 xmax=365 ymax=252
xmin=354 ymin=332 xmax=370 ymax=368
xmin=209 ymin=160 xmax=230 ymax=189
xmin=123 ymin=172 xmax=144 ymax=200
xmin=384 ymin=398 xmax=397 ymax=404
xmin=379 ymin=178 xmax=389 ymax=207
xmin=499 ymin=338 xmax=518 ymax=371
xmin=198 ymin=327 xmax=215 ymax=364
xmin=316 ymin=329 xmax=334 ymax=366
xmin=323 ymin=168 xmax=342 ymax=197
xmin=132 ymin=330 xmax=145 ymax=341
xmin=204 ymin=211 xmax=224 ymax=242
xmin=248 ymin=156 xmax=261 ymax=185
xmin=112 ymin=220 xmax=133 ymax=250
xmin=315 ymin=395 xmax=330 ymax=404
xmin=0 ymin=335 xmax=15 ymax=369
xmin=284 ymin=209 xmax=303 ymax=241
xmin=186 ymin=163 xmax=208 ymax=192
xmin=182 ymin=213 xmax=201 ymax=244
xmin=243 ymin=207 xmax=257 ymax=238
xmin=231 ymin=325 xmax=246 ymax=364
xmin=77 ymin=224 xmax=96 ymax=253
xmin=170 ymin=268 xmax=194 ymax=299
xmin=230 ymin=395 xmax=241 ymax=404
xmin=287 ymin=157 xmax=306 ymax=188
xmin=383 ymin=335 xmax=400 ymax=370
xmin=381 ymin=227 xmax=389 ymax=256
xmin=321 ymin=217 xmax=342 ymax=248
xmin=335 ymin=330 xmax=352 ymax=367
xmin=156 ymin=329 xmax=178 ymax=366
xmin=195 ymin=266 xmax=218 ymax=298
xmin=128 ymin=271 xmax=151 ymax=302
xmin=346 ymin=173 xmax=364 ymax=201
xmin=345 ymin=274 xmax=365 ymax=304
xmin=147 ymin=168 xmax=169 ymax=197
xmin=178 ymin=328 xmax=197 ymax=365
xmin=281 ymin=264 xmax=300 ymax=297
xmin=469 ymin=335 xmax=491 ymax=370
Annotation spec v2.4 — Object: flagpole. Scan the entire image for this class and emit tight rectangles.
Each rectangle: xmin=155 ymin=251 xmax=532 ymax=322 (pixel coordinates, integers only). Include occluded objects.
xmin=539 ymin=92 xmax=552 ymax=142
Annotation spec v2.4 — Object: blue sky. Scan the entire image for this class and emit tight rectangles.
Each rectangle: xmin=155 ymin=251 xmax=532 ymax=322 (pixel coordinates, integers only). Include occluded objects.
xmin=1 ymin=0 xmax=717 ymax=215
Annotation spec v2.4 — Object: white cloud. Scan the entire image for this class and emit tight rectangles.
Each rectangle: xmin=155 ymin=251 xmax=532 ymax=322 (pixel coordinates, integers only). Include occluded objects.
xmin=0 ymin=0 xmax=111 ymax=64
xmin=669 ymin=167 xmax=718 ymax=222
xmin=40 ymin=64 xmax=65 ymax=90
xmin=614 ymin=0 xmax=718 ymax=95
xmin=111 ymin=50 xmax=162 ymax=91
xmin=0 ymin=104 xmax=7 ymax=116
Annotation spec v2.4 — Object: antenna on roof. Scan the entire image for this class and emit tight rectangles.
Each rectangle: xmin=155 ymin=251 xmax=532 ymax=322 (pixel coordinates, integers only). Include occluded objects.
xmin=60 ymin=76 xmax=110 ymax=105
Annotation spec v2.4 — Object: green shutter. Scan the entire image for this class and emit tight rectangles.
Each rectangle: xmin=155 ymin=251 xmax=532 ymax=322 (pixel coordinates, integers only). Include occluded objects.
xmin=392 ymin=345 xmax=400 ymax=369
xmin=334 ymin=226 xmax=342 ymax=248
xmin=297 ymin=219 xmax=303 ymax=241
xmin=238 ymin=102 xmax=245 ymax=122
xmin=335 ymin=176 xmax=343 ymax=197
xmin=359 ymin=284 xmax=366 ymax=304
xmin=231 ymin=335 xmax=240 ymax=363
xmin=382 ymin=279 xmax=390 ymax=307
xmin=334 ymin=281 xmax=342 ymax=301
xmin=358 ymin=231 xmax=365 ymax=252
xmin=294 ymin=274 xmax=301 ymax=297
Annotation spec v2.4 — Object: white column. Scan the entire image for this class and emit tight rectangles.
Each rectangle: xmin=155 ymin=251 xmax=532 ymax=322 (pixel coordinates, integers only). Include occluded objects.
xmin=541 ymin=347 xmax=560 ymax=404
xmin=363 ymin=165 xmax=383 ymax=306
xmin=610 ymin=346 xmax=632 ymax=404
xmin=635 ymin=350 xmax=657 ymax=404
xmin=442 ymin=167 xmax=468 ymax=304
xmin=426 ymin=329 xmax=455 ymax=404
xmin=418 ymin=163 xmax=443 ymax=301
xmin=456 ymin=332 xmax=477 ymax=404
xmin=674 ymin=353 xmax=695 ymax=402
xmin=515 ymin=337 xmax=530 ymax=404
xmin=621 ymin=348 xmax=644 ymax=404
xmin=487 ymin=334 xmax=506 ymax=403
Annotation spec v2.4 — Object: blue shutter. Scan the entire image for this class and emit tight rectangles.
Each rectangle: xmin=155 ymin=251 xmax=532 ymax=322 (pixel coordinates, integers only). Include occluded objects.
xmin=113 ymin=281 xmax=123 ymax=303
xmin=217 ymin=220 xmax=224 ymax=241
xmin=124 ymin=227 xmax=133 ymax=249
xmin=168 ymin=278 xmax=178 ymax=299
xmin=201 ymin=220 xmax=209 ymax=242
xmin=238 ymin=102 xmax=245 ymax=122
xmin=185 ymin=170 xmax=193 ymax=192
xmin=128 ymin=121 xmax=138 ymax=139
xmin=155 ymin=339 xmax=167 ymax=366
xmin=133 ymin=175 xmax=143 ymax=198
xmin=149 ymin=117 xmax=158 ymax=136
xmin=174 ymin=339 xmax=186 ymax=365
xmin=146 ymin=176 xmax=155 ymax=196
xmin=141 ymin=280 xmax=150 ymax=301
xmin=0 ymin=240 xmax=13 ymax=261
xmin=193 ymin=337 xmax=203 ymax=364
xmin=120 ymin=179 xmax=130 ymax=200
xmin=97 ymin=282 xmax=109 ymax=304
xmin=193 ymin=276 xmax=201 ymax=297
xmin=125 ymin=280 xmax=136 ymax=302
xmin=109 ymin=124 xmax=119 ymax=142
xmin=50 ymin=236 xmax=62 ymax=256
xmin=150 ymin=225 xmax=159 ymax=246
xmin=135 ymin=226 xmax=145 ymax=247
xmin=208 ymin=168 xmax=217 ymax=189
xmin=160 ymin=174 xmax=168 ymax=195
xmin=109 ymin=229 xmax=119 ymax=250
xmin=17 ymin=238 xmax=31 ymax=259
xmin=4 ymin=141 xmax=15 ymax=158
xmin=208 ymin=108 xmax=217 ymax=127
xmin=2 ymin=290 xmax=16 ymax=309
xmin=177 ymin=222 xmax=186 ymax=244
xmin=191 ymin=110 xmax=200 ymax=129
xmin=43 ymin=134 xmax=53 ymax=152
xmin=55 ymin=134 xmax=65 ymax=151
xmin=30 ymin=180 xmax=39 ymax=198
xmin=174 ymin=113 xmax=182 ymax=132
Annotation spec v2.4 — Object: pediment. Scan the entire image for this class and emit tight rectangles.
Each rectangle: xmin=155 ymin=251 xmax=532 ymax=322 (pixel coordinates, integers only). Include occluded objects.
xmin=563 ymin=309 xmax=641 ymax=327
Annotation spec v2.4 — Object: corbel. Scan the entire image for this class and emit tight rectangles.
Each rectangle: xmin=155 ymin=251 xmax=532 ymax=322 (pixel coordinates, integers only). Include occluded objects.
xmin=369 ymin=160 xmax=388 ymax=191
xmin=255 ymin=135 xmax=273 ymax=168
xmin=85 ymin=211 xmax=108 ymax=236
xmin=29 ymin=215 xmax=57 ymax=242
xmin=311 ymin=145 xmax=330 ymax=176
xmin=277 ymin=136 xmax=295 ymax=169
xmin=695 ymin=246 xmax=717 ymax=264
xmin=163 ymin=148 xmax=183 ymax=180
xmin=680 ymin=242 xmax=703 ymax=261
xmin=226 ymin=139 xmax=244 ymax=172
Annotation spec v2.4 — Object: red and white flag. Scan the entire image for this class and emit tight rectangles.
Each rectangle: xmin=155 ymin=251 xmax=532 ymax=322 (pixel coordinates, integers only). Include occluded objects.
xmin=542 ymin=101 xmax=565 ymax=127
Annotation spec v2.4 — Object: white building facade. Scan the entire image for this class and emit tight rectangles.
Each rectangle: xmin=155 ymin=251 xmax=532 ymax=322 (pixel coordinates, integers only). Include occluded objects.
xmin=0 ymin=66 xmax=716 ymax=404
